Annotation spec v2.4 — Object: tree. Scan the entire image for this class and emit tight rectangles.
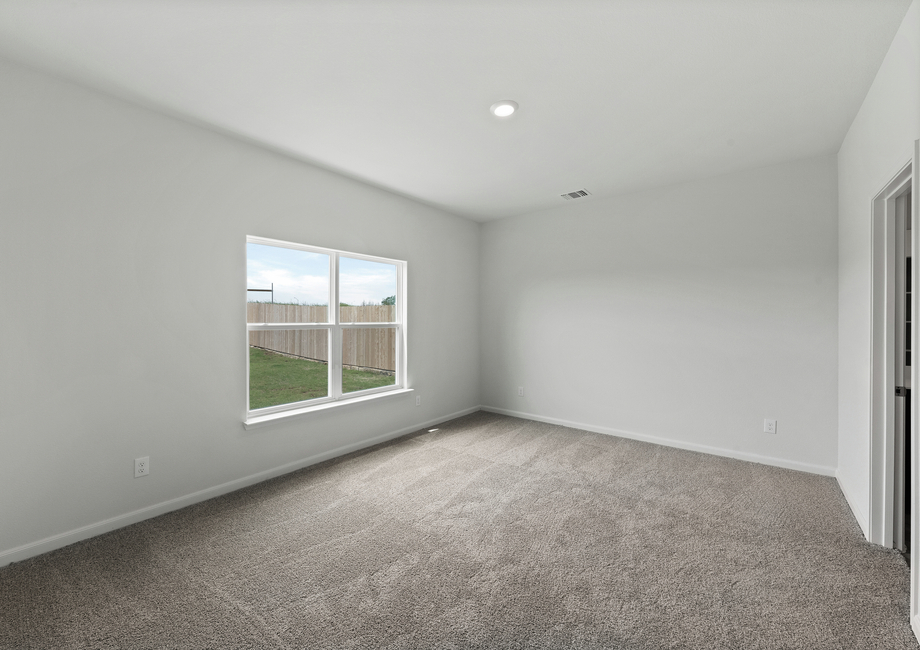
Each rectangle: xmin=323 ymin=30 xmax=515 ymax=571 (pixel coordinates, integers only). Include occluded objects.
xmin=382 ymin=295 xmax=396 ymax=306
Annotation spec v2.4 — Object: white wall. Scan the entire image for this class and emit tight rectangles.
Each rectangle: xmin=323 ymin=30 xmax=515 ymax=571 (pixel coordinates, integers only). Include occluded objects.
xmin=4 ymin=2 xmax=915 ymax=565
xmin=480 ymin=155 xmax=839 ymax=474
xmin=837 ymin=0 xmax=920 ymax=540
xmin=0 ymin=58 xmax=481 ymax=563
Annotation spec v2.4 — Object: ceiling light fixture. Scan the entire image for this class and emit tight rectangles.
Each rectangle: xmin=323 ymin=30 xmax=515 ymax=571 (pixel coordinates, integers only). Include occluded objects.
xmin=490 ymin=100 xmax=518 ymax=117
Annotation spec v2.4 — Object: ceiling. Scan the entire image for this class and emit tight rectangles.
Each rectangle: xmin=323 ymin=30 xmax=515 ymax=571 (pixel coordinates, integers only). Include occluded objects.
xmin=0 ymin=0 xmax=911 ymax=221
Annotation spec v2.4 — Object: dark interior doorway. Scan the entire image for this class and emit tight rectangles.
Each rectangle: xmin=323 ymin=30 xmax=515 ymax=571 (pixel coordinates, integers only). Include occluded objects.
xmin=895 ymin=190 xmax=912 ymax=563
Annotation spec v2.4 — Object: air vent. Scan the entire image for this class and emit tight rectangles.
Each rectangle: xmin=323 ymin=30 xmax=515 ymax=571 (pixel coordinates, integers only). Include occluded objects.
xmin=561 ymin=189 xmax=591 ymax=201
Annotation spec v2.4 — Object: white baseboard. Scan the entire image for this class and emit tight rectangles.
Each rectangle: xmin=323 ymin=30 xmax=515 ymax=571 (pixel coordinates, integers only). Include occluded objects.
xmin=912 ymin=613 xmax=920 ymax=645
xmin=481 ymin=405 xmax=837 ymax=477
xmin=834 ymin=468 xmax=870 ymax=541
xmin=0 ymin=406 xmax=480 ymax=568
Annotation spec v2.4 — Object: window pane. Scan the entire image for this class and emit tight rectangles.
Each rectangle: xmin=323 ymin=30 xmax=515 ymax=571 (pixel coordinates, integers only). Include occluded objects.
xmin=339 ymin=256 xmax=397 ymax=323
xmin=249 ymin=329 xmax=329 ymax=408
xmin=247 ymin=243 xmax=329 ymax=323
xmin=342 ymin=327 xmax=396 ymax=394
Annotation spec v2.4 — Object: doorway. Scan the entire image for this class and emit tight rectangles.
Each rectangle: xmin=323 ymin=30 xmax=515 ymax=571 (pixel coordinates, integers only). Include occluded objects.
xmin=868 ymin=143 xmax=920 ymax=640
xmin=869 ymin=159 xmax=914 ymax=553
xmin=894 ymin=189 xmax=912 ymax=561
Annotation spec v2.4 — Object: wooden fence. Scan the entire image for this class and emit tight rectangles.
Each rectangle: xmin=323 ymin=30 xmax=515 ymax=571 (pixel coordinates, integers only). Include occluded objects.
xmin=247 ymin=303 xmax=396 ymax=372
xmin=247 ymin=303 xmax=329 ymax=323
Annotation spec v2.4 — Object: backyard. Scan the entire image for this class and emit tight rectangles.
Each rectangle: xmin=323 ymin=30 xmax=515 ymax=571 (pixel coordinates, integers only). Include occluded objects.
xmin=249 ymin=347 xmax=395 ymax=410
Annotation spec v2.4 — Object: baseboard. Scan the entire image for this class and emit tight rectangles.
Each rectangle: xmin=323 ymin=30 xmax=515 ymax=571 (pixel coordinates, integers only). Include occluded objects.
xmin=0 ymin=405 xmax=480 ymax=568
xmin=912 ymin=612 xmax=920 ymax=645
xmin=481 ymin=406 xmax=837 ymax=477
xmin=834 ymin=468 xmax=870 ymax=541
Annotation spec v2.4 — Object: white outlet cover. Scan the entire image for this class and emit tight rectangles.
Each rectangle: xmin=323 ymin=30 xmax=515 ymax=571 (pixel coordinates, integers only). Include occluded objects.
xmin=135 ymin=456 xmax=150 ymax=478
xmin=764 ymin=419 xmax=777 ymax=434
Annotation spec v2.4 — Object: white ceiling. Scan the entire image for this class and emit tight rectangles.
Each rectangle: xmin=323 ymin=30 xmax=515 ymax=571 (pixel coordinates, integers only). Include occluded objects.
xmin=0 ymin=0 xmax=911 ymax=221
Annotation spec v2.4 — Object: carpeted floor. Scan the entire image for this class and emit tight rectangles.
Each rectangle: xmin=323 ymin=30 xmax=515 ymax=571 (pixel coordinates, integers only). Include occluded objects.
xmin=1 ymin=411 xmax=918 ymax=649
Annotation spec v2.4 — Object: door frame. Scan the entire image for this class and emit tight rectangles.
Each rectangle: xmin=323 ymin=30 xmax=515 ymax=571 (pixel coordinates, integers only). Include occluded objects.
xmin=868 ymin=143 xmax=919 ymax=638
xmin=912 ymin=142 xmax=920 ymax=639
xmin=869 ymin=159 xmax=913 ymax=548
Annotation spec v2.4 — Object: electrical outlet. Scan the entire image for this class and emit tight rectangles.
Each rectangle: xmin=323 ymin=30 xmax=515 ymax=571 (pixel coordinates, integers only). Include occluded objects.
xmin=518 ymin=387 xmax=524 ymax=397
xmin=134 ymin=456 xmax=150 ymax=478
xmin=763 ymin=419 xmax=777 ymax=434
xmin=415 ymin=395 xmax=421 ymax=407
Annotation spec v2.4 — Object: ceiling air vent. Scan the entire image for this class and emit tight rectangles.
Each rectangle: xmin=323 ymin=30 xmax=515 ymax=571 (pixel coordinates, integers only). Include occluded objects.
xmin=561 ymin=189 xmax=591 ymax=201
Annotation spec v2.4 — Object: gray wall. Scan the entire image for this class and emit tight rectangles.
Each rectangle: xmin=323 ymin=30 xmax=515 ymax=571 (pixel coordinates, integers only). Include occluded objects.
xmin=836 ymin=0 xmax=920 ymax=539
xmin=480 ymin=155 xmax=839 ymax=474
xmin=0 ymin=58 xmax=481 ymax=562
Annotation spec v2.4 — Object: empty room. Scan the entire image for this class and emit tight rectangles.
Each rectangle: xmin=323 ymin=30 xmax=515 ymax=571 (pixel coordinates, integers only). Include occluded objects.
xmin=1 ymin=1 xmax=920 ymax=648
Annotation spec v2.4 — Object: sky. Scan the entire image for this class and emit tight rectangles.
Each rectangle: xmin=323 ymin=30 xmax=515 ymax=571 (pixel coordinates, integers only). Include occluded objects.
xmin=247 ymin=243 xmax=396 ymax=306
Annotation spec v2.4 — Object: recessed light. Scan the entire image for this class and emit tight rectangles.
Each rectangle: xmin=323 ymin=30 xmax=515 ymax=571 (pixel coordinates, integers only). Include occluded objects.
xmin=490 ymin=100 xmax=518 ymax=117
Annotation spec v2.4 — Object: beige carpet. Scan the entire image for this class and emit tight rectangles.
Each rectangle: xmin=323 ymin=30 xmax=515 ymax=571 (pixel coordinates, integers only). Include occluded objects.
xmin=1 ymin=411 xmax=917 ymax=649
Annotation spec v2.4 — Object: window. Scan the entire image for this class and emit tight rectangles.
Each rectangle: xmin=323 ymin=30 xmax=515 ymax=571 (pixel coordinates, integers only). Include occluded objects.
xmin=246 ymin=235 xmax=407 ymax=423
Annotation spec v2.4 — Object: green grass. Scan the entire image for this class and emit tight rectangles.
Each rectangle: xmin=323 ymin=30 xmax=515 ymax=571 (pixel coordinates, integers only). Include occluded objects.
xmin=343 ymin=365 xmax=396 ymax=394
xmin=249 ymin=347 xmax=395 ymax=410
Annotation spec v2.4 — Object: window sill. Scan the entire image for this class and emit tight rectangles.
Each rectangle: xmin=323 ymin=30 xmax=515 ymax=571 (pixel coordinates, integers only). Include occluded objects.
xmin=244 ymin=388 xmax=415 ymax=429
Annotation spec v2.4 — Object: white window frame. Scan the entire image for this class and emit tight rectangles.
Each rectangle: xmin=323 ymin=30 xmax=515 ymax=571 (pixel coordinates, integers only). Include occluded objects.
xmin=245 ymin=235 xmax=408 ymax=426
